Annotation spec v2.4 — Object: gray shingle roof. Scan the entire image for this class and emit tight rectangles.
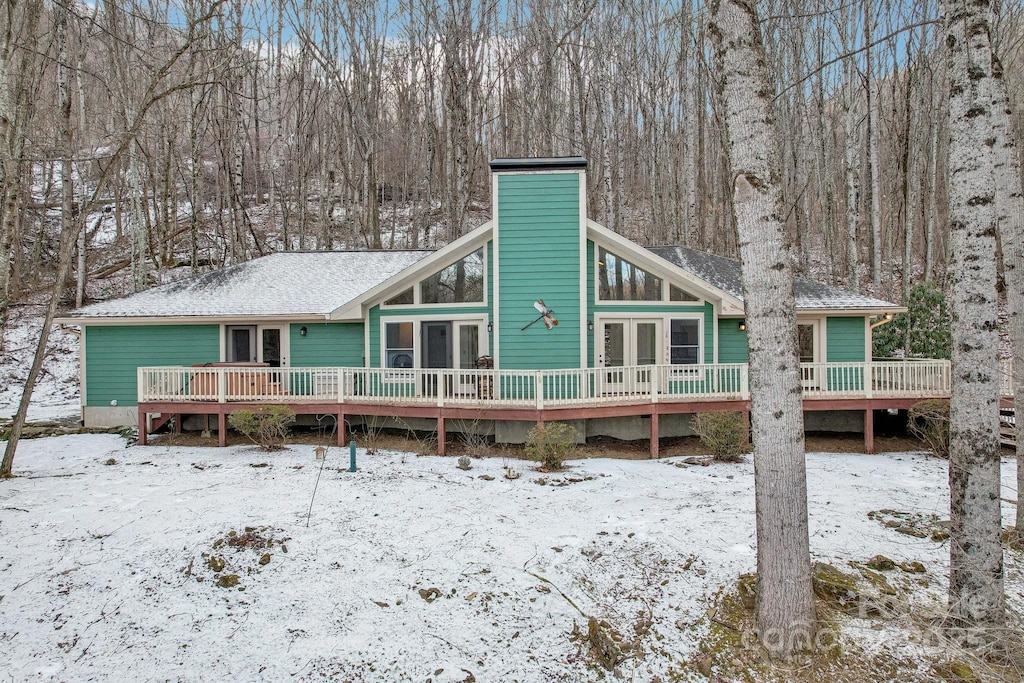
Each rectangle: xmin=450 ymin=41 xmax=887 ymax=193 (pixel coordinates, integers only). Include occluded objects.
xmin=68 ymin=251 xmax=431 ymax=319
xmin=647 ymin=246 xmax=898 ymax=310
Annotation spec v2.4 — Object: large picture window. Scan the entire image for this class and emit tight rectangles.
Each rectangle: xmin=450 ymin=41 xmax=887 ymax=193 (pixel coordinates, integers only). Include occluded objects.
xmin=598 ymin=247 xmax=663 ymax=301
xmin=385 ymin=322 xmax=414 ymax=368
xmin=669 ymin=319 xmax=701 ymax=366
xmin=420 ymin=248 xmax=485 ymax=304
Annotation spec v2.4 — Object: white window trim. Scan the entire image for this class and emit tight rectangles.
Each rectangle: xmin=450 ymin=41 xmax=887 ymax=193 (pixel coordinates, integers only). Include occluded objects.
xmin=380 ymin=246 xmax=488 ymax=310
xmin=593 ymin=244 xmax=705 ymax=306
xmin=796 ymin=317 xmax=824 ymax=364
xmin=592 ymin=313 xmax=705 ymax=371
xmin=668 ymin=316 xmax=704 ymax=374
xmin=221 ymin=324 xmax=290 ymax=367
xmin=378 ymin=313 xmax=491 ymax=372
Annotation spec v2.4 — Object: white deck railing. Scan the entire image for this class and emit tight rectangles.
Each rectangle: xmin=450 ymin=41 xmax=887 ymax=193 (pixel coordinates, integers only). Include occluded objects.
xmin=137 ymin=359 xmax=969 ymax=409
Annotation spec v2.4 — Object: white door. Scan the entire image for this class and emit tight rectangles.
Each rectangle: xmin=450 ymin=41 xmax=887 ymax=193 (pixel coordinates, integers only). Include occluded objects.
xmin=225 ymin=325 xmax=289 ymax=367
xmin=797 ymin=321 xmax=820 ymax=388
xmin=598 ymin=319 xmax=661 ymax=394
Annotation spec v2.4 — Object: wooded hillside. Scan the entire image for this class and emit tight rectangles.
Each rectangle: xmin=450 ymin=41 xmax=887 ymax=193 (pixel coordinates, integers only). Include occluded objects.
xmin=2 ymin=0 xmax=1023 ymax=320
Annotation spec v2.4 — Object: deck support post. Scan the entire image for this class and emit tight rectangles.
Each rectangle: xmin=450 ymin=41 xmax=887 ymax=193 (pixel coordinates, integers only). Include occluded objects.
xmin=864 ymin=409 xmax=874 ymax=453
xmin=337 ymin=411 xmax=346 ymax=447
xmin=437 ymin=415 xmax=446 ymax=456
xmin=650 ymin=412 xmax=660 ymax=459
xmin=218 ymin=411 xmax=227 ymax=447
xmin=138 ymin=408 xmax=148 ymax=446
xmin=174 ymin=414 xmax=181 ymax=435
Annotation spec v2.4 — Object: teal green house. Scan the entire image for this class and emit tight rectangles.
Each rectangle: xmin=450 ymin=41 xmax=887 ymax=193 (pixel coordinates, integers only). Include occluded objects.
xmin=64 ymin=158 xmax=921 ymax=450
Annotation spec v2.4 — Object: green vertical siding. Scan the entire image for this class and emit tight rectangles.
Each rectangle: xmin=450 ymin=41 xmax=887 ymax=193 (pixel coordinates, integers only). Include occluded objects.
xmin=826 ymin=317 xmax=866 ymax=362
xmin=84 ymin=324 xmax=220 ymax=406
xmin=717 ymin=319 xmax=749 ymax=363
xmin=497 ymin=173 xmax=581 ymax=369
xmin=289 ymin=322 xmax=364 ymax=366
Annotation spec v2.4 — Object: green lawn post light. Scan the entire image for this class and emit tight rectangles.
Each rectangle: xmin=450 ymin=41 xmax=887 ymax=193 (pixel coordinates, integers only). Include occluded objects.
xmin=349 ymin=440 xmax=357 ymax=472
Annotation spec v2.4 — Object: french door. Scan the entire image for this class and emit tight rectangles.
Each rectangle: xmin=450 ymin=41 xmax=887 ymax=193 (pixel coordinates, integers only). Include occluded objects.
xmin=599 ymin=319 xmax=660 ymax=393
xmin=420 ymin=321 xmax=481 ymax=396
xmin=226 ymin=325 xmax=288 ymax=367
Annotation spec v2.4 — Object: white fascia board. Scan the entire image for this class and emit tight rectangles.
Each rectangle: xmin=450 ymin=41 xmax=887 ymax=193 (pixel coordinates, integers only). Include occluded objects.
xmin=585 ymin=219 xmax=746 ymax=314
xmin=55 ymin=314 xmax=326 ymax=325
xmin=794 ymin=306 xmax=909 ymax=316
xmin=329 ymin=220 xmax=494 ymax=321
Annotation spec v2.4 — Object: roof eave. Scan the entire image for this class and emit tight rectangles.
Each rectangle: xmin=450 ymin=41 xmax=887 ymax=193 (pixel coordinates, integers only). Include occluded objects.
xmin=56 ymin=313 xmax=332 ymax=325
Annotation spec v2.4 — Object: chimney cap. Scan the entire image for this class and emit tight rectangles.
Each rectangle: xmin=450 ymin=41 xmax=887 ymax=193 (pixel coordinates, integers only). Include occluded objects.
xmin=489 ymin=157 xmax=587 ymax=172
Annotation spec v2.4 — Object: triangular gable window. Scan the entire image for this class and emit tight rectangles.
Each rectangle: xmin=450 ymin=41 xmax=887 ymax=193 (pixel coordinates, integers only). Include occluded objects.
xmin=420 ymin=248 xmax=484 ymax=304
xmin=598 ymin=247 xmax=663 ymax=301
xmin=669 ymin=284 xmax=699 ymax=302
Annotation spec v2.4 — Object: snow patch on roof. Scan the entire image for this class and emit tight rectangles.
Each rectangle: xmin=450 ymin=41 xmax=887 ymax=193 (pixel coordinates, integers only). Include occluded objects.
xmin=69 ymin=251 xmax=432 ymax=319
xmin=648 ymin=246 xmax=898 ymax=310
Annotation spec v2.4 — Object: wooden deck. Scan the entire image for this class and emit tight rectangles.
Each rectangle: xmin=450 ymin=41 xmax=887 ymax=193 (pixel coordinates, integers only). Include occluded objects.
xmin=135 ymin=360 xmax=1008 ymax=455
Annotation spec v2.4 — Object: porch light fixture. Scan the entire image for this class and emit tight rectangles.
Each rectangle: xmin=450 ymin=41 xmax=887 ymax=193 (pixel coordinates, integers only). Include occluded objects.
xmin=587 ymin=320 xmax=594 ymax=332
xmin=738 ymin=320 xmax=746 ymax=332
xmin=300 ymin=326 xmax=308 ymax=336
xmin=487 ymin=321 xmax=494 ymax=333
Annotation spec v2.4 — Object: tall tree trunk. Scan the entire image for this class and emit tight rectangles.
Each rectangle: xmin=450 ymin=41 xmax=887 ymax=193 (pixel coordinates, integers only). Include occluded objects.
xmin=865 ymin=4 xmax=883 ymax=291
xmin=940 ymin=0 xmax=1006 ymax=645
xmin=2 ymin=2 xmax=80 ymax=477
xmin=710 ymin=0 xmax=815 ymax=660
xmin=990 ymin=40 xmax=1024 ymax=542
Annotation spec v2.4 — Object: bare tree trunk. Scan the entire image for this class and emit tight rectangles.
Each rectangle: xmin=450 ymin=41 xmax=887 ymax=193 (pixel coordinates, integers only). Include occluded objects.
xmin=3 ymin=2 xmax=80 ymax=477
xmin=940 ymin=0 xmax=1006 ymax=645
xmin=865 ymin=4 xmax=883 ymax=292
xmin=990 ymin=38 xmax=1024 ymax=542
xmin=0 ymin=0 xmax=42 ymax=348
xmin=710 ymin=0 xmax=815 ymax=661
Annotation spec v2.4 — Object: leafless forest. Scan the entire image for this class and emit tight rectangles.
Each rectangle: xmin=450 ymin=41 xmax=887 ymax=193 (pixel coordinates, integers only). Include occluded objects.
xmin=1 ymin=0 xmax=1023 ymax=320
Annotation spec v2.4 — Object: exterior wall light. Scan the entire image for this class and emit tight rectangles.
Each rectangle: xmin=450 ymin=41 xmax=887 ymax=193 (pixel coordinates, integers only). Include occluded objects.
xmin=487 ymin=321 xmax=494 ymax=333
xmin=300 ymin=326 xmax=308 ymax=336
xmin=738 ymin=320 xmax=746 ymax=332
xmin=587 ymin=320 xmax=594 ymax=332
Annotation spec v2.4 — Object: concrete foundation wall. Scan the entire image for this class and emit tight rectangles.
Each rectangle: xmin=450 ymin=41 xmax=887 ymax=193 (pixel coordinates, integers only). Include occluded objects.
xmin=805 ymin=410 xmax=864 ymax=433
xmin=83 ymin=406 xmax=136 ymax=428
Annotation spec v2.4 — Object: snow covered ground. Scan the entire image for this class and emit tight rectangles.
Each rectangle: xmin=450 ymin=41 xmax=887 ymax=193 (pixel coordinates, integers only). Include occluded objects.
xmin=0 ymin=306 xmax=81 ymax=423
xmin=0 ymin=434 xmax=1020 ymax=681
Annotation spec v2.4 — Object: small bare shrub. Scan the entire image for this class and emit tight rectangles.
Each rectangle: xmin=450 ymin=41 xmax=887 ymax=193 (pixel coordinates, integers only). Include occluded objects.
xmin=908 ymin=399 xmax=949 ymax=458
xmin=457 ymin=455 xmax=472 ymax=471
xmin=692 ymin=411 xmax=748 ymax=462
xmin=525 ymin=422 xmax=577 ymax=471
xmin=228 ymin=406 xmax=296 ymax=450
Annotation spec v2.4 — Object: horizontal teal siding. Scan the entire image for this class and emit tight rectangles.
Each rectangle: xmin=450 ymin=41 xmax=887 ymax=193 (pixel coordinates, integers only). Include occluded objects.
xmin=718 ymin=319 xmax=748 ymax=364
xmin=826 ymin=317 xmax=866 ymax=362
xmin=826 ymin=316 xmax=867 ymax=391
xmin=85 ymin=324 xmax=220 ymax=406
xmin=498 ymin=173 xmax=581 ymax=369
xmin=289 ymin=322 xmax=364 ymax=367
